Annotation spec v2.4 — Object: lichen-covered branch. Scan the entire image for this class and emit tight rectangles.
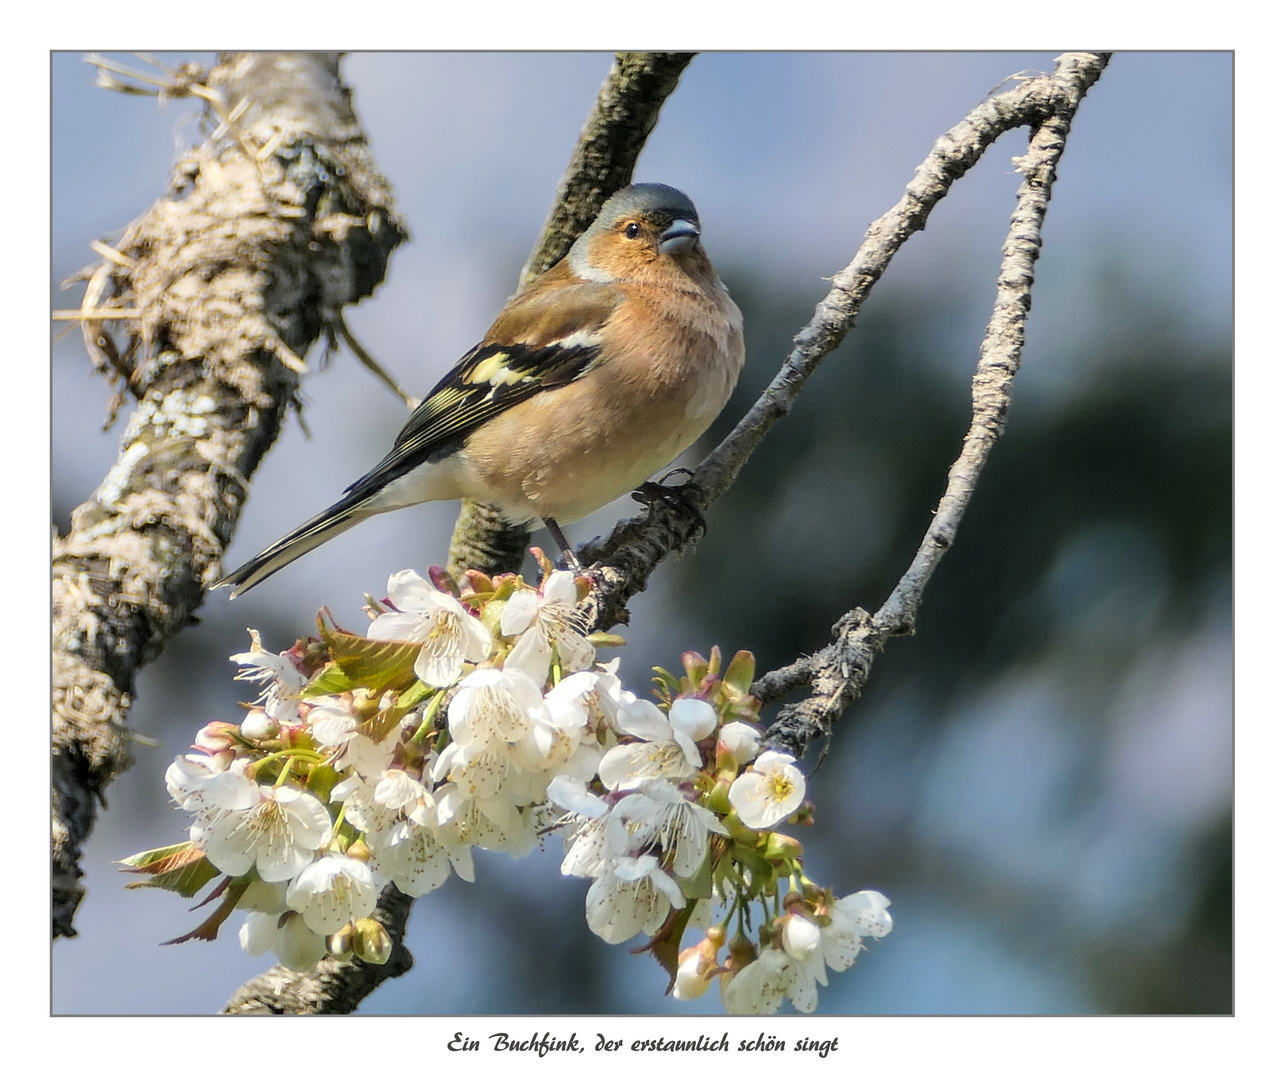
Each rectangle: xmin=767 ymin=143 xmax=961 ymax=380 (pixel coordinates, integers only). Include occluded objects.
xmin=446 ymin=50 xmax=695 ymax=579
xmin=578 ymin=53 xmax=1111 ymax=669
xmin=754 ymin=52 xmax=1112 ymax=758
xmin=52 ymin=52 xmax=406 ymax=940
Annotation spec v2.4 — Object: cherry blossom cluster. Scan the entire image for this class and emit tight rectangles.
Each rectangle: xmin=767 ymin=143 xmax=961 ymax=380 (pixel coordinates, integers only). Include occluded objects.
xmin=124 ymin=556 xmax=891 ymax=1012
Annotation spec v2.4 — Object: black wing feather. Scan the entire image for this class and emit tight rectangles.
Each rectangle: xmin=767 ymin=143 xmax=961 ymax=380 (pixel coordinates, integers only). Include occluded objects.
xmin=340 ymin=340 xmax=602 ymax=502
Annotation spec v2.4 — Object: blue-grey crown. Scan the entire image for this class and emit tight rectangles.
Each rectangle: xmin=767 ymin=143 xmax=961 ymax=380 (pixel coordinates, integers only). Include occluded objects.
xmin=597 ymin=183 xmax=700 ymax=228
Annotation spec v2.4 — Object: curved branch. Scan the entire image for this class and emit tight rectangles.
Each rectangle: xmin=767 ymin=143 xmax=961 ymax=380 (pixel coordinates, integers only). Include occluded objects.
xmin=754 ymin=52 xmax=1111 ymax=757
xmin=52 ymin=52 xmax=406 ymax=939
xmin=577 ymin=52 xmax=1110 ymax=652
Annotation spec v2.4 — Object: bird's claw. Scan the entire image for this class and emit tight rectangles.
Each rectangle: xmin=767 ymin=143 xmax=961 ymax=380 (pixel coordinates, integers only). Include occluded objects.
xmin=631 ymin=477 xmax=707 ymax=537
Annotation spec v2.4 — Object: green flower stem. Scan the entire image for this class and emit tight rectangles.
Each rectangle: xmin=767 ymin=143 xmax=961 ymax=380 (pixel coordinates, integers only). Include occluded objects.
xmin=409 ymin=689 xmax=446 ymax=744
xmin=248 ymin=748 xmax=325 ymax=782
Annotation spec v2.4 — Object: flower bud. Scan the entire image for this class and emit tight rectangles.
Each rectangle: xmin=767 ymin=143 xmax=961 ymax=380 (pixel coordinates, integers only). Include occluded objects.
xmin=240 ymin=709 xmax=279 ymax=741
xmin=762 ymin=832 xmax=804 ymax=862
xmin=328 ymin=923 xmax=355 ymax=960
xmin=672 ymin=926 xmax=726 ymax=1001
xmin=716 ymin=721 xmax=761 ymax=766
xmin=275 ymin=912 xmax=327 ymax=971
xmin=352 ymin=917 xmax=393 ymax=965
xmin=673 ymin=947 xmax=713 ymax=1000
xmin=194 ymin=721 xmax=239 ymax=754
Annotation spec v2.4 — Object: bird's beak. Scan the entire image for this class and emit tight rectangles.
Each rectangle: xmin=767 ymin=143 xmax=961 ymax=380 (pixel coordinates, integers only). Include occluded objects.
xmin=658 ymin=219 xmax=700 ymax=256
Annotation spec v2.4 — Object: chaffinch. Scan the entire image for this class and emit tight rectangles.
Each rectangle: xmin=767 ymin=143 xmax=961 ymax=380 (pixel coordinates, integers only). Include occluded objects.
xmin=219 ymin=182 xmax=745 ymax=597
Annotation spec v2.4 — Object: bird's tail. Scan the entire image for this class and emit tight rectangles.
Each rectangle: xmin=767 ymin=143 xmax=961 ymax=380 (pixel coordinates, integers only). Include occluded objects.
xmin=216 ymin=495 xmax=374 ymax=598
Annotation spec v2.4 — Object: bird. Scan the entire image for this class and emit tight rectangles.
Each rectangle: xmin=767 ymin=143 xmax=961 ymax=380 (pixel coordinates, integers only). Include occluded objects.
xmin=217 ymin=183 xmax=745 ymax=597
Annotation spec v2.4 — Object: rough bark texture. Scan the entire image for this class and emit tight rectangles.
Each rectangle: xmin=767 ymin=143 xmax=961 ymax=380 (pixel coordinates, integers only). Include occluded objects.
xmin=221 ymin=885 xmax=415 ymax=1014
xmin=446 ymin=50 xmax=695 ymax=580
xmin=52 ymin=52 xmax=406 ymax=939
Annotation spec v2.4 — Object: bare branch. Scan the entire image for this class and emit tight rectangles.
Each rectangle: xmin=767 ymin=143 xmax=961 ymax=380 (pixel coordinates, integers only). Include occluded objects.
xmin=577 ymin=52 xmax=1111 ymax=652
xmin=53 ymin=52 xmax=406 ymax=940
xmin=753 ymin=52 xmax=1112 ymax=758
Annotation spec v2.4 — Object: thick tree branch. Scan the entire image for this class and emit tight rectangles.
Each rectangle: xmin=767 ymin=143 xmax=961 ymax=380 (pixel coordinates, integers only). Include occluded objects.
xmin=577 ymin=53 xmax=1110 ymax=663
xmin=447 ymin=51 xmax=695 ymax=579
xmin=52 ymin=52 xmax=406 ymax=939
xmin=221 ymin=885 xmax=415 ymax=1014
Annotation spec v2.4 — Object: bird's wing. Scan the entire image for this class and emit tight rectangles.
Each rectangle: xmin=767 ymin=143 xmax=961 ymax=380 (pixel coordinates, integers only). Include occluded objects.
xmin=341 ymin=279 xmax=622 ymax=500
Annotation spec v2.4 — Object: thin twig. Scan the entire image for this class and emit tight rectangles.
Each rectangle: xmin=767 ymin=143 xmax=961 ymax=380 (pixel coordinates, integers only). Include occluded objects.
xmin=335 ymin=314 xmax=419 ymax=409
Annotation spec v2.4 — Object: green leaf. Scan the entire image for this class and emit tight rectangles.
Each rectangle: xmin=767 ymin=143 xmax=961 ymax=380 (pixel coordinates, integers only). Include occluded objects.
xmin=722 ymin=650 xmax=756 ymax=696
xmin=640 ymin=901 xmax=698 ymax=993
xmin=301 ymin=661 xmax=357 ymax=697
xmin=120 ymin=842 xmax=220 ymax=898
xmin=322 ymin=626 xmax=422 ymax=692
xmin=676 ymin=855 xmax=714 ymax=900
xmin=397 ymin=680 xmax=433 ymax=709
xmin=119 ymin=841 xmax=196 ymax=871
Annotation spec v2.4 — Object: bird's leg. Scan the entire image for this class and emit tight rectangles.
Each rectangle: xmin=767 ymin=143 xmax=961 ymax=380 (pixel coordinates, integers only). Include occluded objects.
xmin=542 ymin=517 xmax=582 ymax=571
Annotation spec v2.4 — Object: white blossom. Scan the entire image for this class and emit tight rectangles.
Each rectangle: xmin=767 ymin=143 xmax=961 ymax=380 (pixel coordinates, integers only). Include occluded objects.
xmin=239 ymin=910 xmax=328 ymax=971
xmin=307 ymin=698 xmax=400 ymax=780
xmin=367 ymin=570 xmax=492 ymax=687
xmin=447 ymin=667 xmax=544 ymax=751
xmin=238 ymin=911 xmax=279 ymax=957
xmin=285 ymin=854 xmax=379 ymax=935
xmin=718 ymin=721 xmax=762 ymax=765
xmin=780 ymin=914 xmax=829 ymax=1011
xmin=584 ymin=854 xmax=684 ymax=944
xmin=560 ymin=815 xmax=615 ymax=879
xmin=432 ymin=739 xmax=511 ymax=801
xmin=597 ymin=699 xmax=706 ymax=790
xmin=372 ymin=768 xmax=436 ymax=828
xmin=198 ymin=776 xmax=332 ymax=882
xmin=230 ymin=630 xmax=307 ymax=725
xmin=367 ymin=818 xmax=474 ymax=895
xmin=611 ymin=779 xmax=728 ymax=878
xmin=728 ymin=750 xmax=806 ymax=829
xmin=821 ymin=890 xmax=893 ymax=971
xmin=546 ymin=774 xmax=609 ymax=819
xmin=720 ymin=947 xmax=791 ymax=1015
xmin=668 ymin=698 xmax=717 ymax=763
xmin=434 ymin=783 xmax=536 ymax=855
xmin=165 ymin=752 xmax=230 ymax=813
xmin=240 ymin=710 xmax=279 ymax=741
xmin=500 ymin=571 xmax=595 ymax=683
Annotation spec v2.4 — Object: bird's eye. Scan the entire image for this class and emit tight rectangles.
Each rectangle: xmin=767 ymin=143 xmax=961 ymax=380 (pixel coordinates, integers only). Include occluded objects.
xmin=624 ymin=222 xmax=641 ymax=240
